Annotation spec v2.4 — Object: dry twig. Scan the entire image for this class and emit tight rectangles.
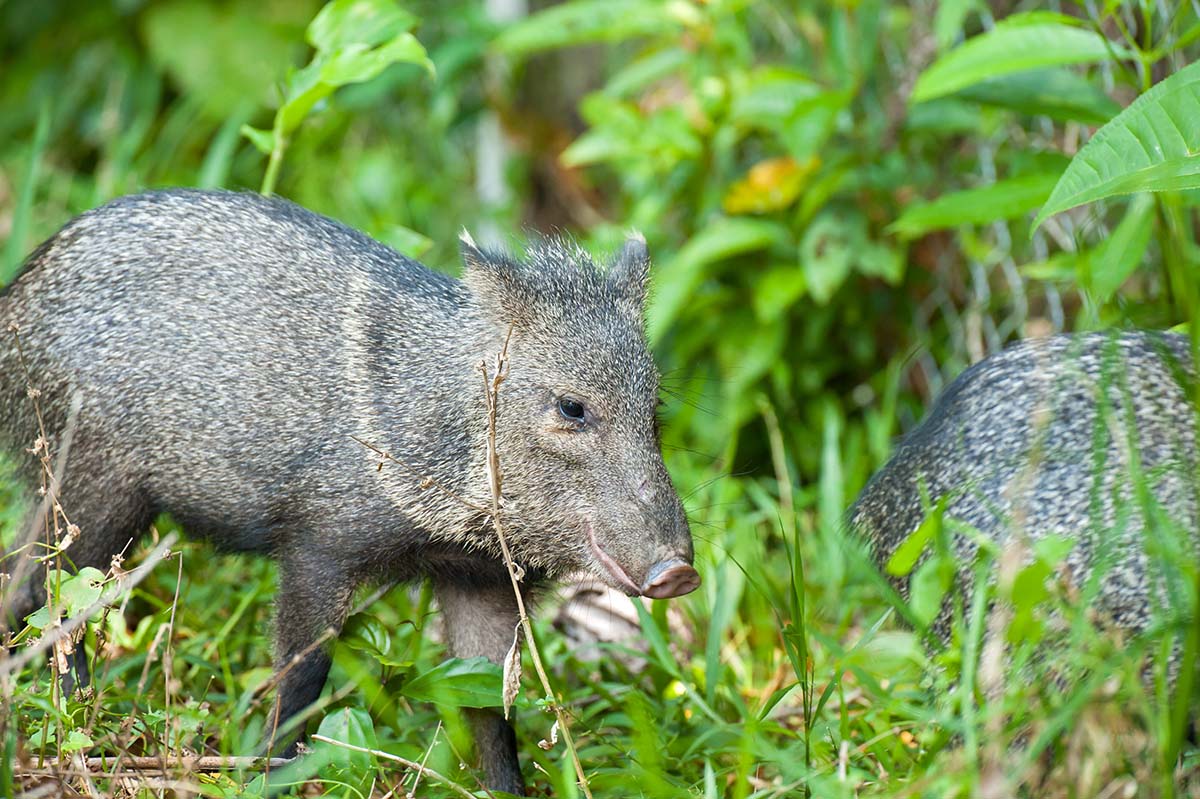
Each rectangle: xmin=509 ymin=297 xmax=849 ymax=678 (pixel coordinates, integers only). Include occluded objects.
xmin=479 ymin=330 xmax=594 ymax=799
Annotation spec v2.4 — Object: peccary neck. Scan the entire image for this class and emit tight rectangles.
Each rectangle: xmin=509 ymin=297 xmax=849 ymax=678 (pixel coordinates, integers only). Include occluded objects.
xmin=345 ymin=266 xmax=505 ymax=558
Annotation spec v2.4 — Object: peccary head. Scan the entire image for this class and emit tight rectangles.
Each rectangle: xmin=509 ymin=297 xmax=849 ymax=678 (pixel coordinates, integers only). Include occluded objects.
xmin=462 ymin=234 xmax=699 ymax=599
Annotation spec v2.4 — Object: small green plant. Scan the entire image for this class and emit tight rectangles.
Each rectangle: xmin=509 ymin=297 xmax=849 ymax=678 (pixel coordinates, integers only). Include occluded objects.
xmin=240 ymin=0 xmax=434 ymax=196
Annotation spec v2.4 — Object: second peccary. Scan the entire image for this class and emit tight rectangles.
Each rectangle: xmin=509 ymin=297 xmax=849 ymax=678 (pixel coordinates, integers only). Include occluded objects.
xmin=0 ymin=189 xmax=700 ymax=795
xmin=850 ymin=332 xmax=1198 ymax=663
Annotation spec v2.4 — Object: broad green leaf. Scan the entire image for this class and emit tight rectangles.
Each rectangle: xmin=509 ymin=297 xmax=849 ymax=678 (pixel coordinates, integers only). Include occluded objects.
xmin=26 ymin=568 xmax=108 ymax=630
xmin=401 ymin=656 xmax=503 ymax=708
xmin=890 ymin=173 xmax=1060 ymax=239
xmin=59 ymin=567 xmax=106 ymax=615
xmin=908 ymin=554 xmax=954 ymax=627
xmin=843 ymin=629 xmax=926 ymax=679
xmin=717 ymin=311 xmax=786 ymax=393
xmin=905 ymin=98 xmax=984 ymax=134
xmin=728 ymin=68 xmax=823 ymax=130
xmin=752 ymin=265 xmax=807 ymax=321
xmin=1020 ymin=250 xmax=1078 ymax=281
xmin=239 ymin=125 xmax=276 ymax=155
xmin=560 ymin=128 xmax=629 ymax=168
xmin=912 ymin=13 xmax=1126 ymax=103
xmin=1079 ymin=194 xmax=1154 ymax=302
xmin=340 ymin=612 xmax=413 ymax=668
xmin=279 ymin=35 xmax=433 ymax=132
xmin=955 ymin=68 xmax=1121 ymax=125
xmin=1032 ymin=534 xmax=1074 ymax=565
xmin=313 ymin=708 xmax=377 ymax=795
xmin=782 ymin=90 xmax=851 ymax=160
xmin=858 ymin=241 xmax=904 ymax=284
xmin=320 ymin=34 xmax=433 ymax=84
xmin=279 ymin=61 xmax=334 ymax=132
xmin=562 ymin=94 xmax=700 ymax=171
xmin=60 ymin=730 xmax=93 ymax=753
xmin=307 ymin=0 xmax=416 ymax=53
xmin=886 ymin=496 xmax=949 ymax=577
xmin=647 ymin=218 xmax=788 ymax=345
xmin=25 ymin=605 xmax=52 ymax=631
xmin=800 ymin=213 xmax=853 ymax=305
xmin=495 ymin=0 xmax=677 ymax=57
xmin=1035 ymin=61 xmax=1200 ymax=227
xmin=381 ymin=225 xmax=434 ymax=259
xmin=605 ymin=48 xmax=690 ymax=98
xmin=140 ymin=0 xmax=312 ymax=119
xmin=934 ymin=0 xmax=974 ymax=50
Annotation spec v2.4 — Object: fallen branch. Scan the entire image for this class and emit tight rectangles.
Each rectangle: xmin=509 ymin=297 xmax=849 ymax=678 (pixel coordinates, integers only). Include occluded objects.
xmin=18 ymin=754 xmax=292 ymax=773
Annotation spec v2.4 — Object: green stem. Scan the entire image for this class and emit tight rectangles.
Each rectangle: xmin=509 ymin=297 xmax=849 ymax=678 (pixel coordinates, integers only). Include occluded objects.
xmin=261 ymin=119 xmax=288 ymax=197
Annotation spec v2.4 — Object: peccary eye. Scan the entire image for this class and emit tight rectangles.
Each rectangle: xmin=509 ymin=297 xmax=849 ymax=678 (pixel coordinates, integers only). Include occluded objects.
xmin=558 ymin=397 xmax=586 ymax=421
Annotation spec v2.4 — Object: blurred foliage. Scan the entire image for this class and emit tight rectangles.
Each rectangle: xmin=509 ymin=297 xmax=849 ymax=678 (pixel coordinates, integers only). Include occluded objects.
xmin=2 ymin=0 xmax=1199 ymax=797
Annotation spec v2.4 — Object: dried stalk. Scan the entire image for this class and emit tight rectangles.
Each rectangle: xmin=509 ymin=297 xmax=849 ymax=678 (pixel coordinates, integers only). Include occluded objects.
xmin=479 ymin=330 xmax=594 ymax=799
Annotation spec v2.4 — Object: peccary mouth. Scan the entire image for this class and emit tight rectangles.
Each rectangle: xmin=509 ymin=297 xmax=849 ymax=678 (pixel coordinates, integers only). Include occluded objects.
xmin=584 ymin=523 xmax=701 ymax=599
xmin=585 ymin=522 xmax=641 ymax=596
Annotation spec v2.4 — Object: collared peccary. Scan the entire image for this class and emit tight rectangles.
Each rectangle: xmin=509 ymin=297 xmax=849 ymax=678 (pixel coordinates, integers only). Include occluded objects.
xmin=0 ymin=188 xmax=700 ymax=795
xmin=850 ymin=331 xmax=1199 ymax=668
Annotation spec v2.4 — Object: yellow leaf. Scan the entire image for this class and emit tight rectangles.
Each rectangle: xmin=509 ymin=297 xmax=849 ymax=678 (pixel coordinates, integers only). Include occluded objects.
xmin=722 ymin=156 xmax=819 ymax=214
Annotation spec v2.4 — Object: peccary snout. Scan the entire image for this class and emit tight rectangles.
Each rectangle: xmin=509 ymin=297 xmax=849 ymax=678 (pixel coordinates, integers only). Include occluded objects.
xmin=641 ymin=559 xmax=701 ymax=599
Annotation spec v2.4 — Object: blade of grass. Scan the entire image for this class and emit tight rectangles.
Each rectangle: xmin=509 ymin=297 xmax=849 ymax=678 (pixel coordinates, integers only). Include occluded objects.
xmin=2 ymin=103 xmax=50 ymax=286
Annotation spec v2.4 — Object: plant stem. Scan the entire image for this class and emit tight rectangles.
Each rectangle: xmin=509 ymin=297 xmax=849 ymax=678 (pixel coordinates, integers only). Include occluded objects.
xmin=260 ymin=121 xmax=287 ymax=197
xmin=480 ymin=330 xmax=594 ymax=799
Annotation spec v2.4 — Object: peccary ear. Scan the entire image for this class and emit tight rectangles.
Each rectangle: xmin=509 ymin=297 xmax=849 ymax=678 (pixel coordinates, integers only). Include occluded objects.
xmin=609 ymin=232 xmax=650 ymax=311
xmin=459 ymin=230 xmax=533 ymax=329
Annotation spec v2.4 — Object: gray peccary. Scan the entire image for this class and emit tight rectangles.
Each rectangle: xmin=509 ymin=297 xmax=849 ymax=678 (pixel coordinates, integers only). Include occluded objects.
xmin=850 ymin=332 xmax=1198 ymax=665
xmin=0 ymin=189 xmax=700 ymax=795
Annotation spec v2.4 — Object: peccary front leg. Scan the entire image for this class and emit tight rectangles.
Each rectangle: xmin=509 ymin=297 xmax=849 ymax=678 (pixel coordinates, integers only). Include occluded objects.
xmin=436 ymin=579 xmax=526 ymax=796
xmin=264 ymin=554 xmax=356 ymax=757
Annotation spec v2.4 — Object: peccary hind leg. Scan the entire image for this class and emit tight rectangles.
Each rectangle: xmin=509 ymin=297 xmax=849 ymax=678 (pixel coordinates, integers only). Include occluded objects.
xmin=436 ymin=579 xmax=525 ymax=796
xmin=266 ymin=553 xmax=356 ymax=757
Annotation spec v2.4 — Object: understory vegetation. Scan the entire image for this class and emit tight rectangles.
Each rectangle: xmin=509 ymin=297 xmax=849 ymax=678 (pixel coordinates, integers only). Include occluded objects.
xmin=1 ymin=0 xmax=1199 ymax=797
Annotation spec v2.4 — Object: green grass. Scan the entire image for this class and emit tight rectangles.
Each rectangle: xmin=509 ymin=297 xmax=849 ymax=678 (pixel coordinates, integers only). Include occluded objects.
xmin=3 ymin=420 xmax=1196 ymax=797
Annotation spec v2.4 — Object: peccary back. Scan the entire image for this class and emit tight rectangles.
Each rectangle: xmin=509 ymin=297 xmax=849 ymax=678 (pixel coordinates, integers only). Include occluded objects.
xmin=0 ymin=189 xmax=699 ymax=795
xmin=850 ymin=332 xmax=1198 ymax=649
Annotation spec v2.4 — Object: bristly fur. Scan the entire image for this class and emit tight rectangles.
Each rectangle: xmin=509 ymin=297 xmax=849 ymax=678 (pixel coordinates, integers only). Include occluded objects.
xmin=849 ymin=331 xmax=1199 ymax=680
xmin=0 ymin=188 xmax=694 ymax=795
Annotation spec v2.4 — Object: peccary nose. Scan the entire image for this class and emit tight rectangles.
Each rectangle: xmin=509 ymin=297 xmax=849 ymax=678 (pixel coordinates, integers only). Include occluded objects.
xmin=640 ymin=559 xmax=701 ymax=599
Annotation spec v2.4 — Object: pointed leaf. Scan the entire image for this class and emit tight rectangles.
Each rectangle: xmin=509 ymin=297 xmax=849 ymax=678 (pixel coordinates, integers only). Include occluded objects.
xmin=890 ymin=173 xmax=1060 ymax=239
xmin=307 ymin=0 xmax=417 ymax=53
xmin=908 ymin=554 xmax=954 ymax=627
xmin=647 ymin=218 xmax=789 ymax=345
xmin=912 ymin=14 xmax=1128 ymax=103
xmin=400 ymin=656 xmax=503 ymax=708
xmin=800 ymin=213 xmax=854 ymax=305
xmin=61 ymin=730 xmax=94 ymax=753
xmin=886 ymin=495 xmax=949 ymax=577
xmin=319 ymin=34 xmax=433 ymax=85
xmin=934 ymin=0 xmax=974 ymax=50
xmin=955 ymin=68 xmax=1120 ymax=125
xmin=1035 ymin=61 xmax=1200 ymax=227
xmin=313 ymin=708 xmax=377 ymax=795
xmin=1079 ymin=195 xmax=1154 ymax=302
xmin=495 ymin=0 xmax=677 ymax=57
